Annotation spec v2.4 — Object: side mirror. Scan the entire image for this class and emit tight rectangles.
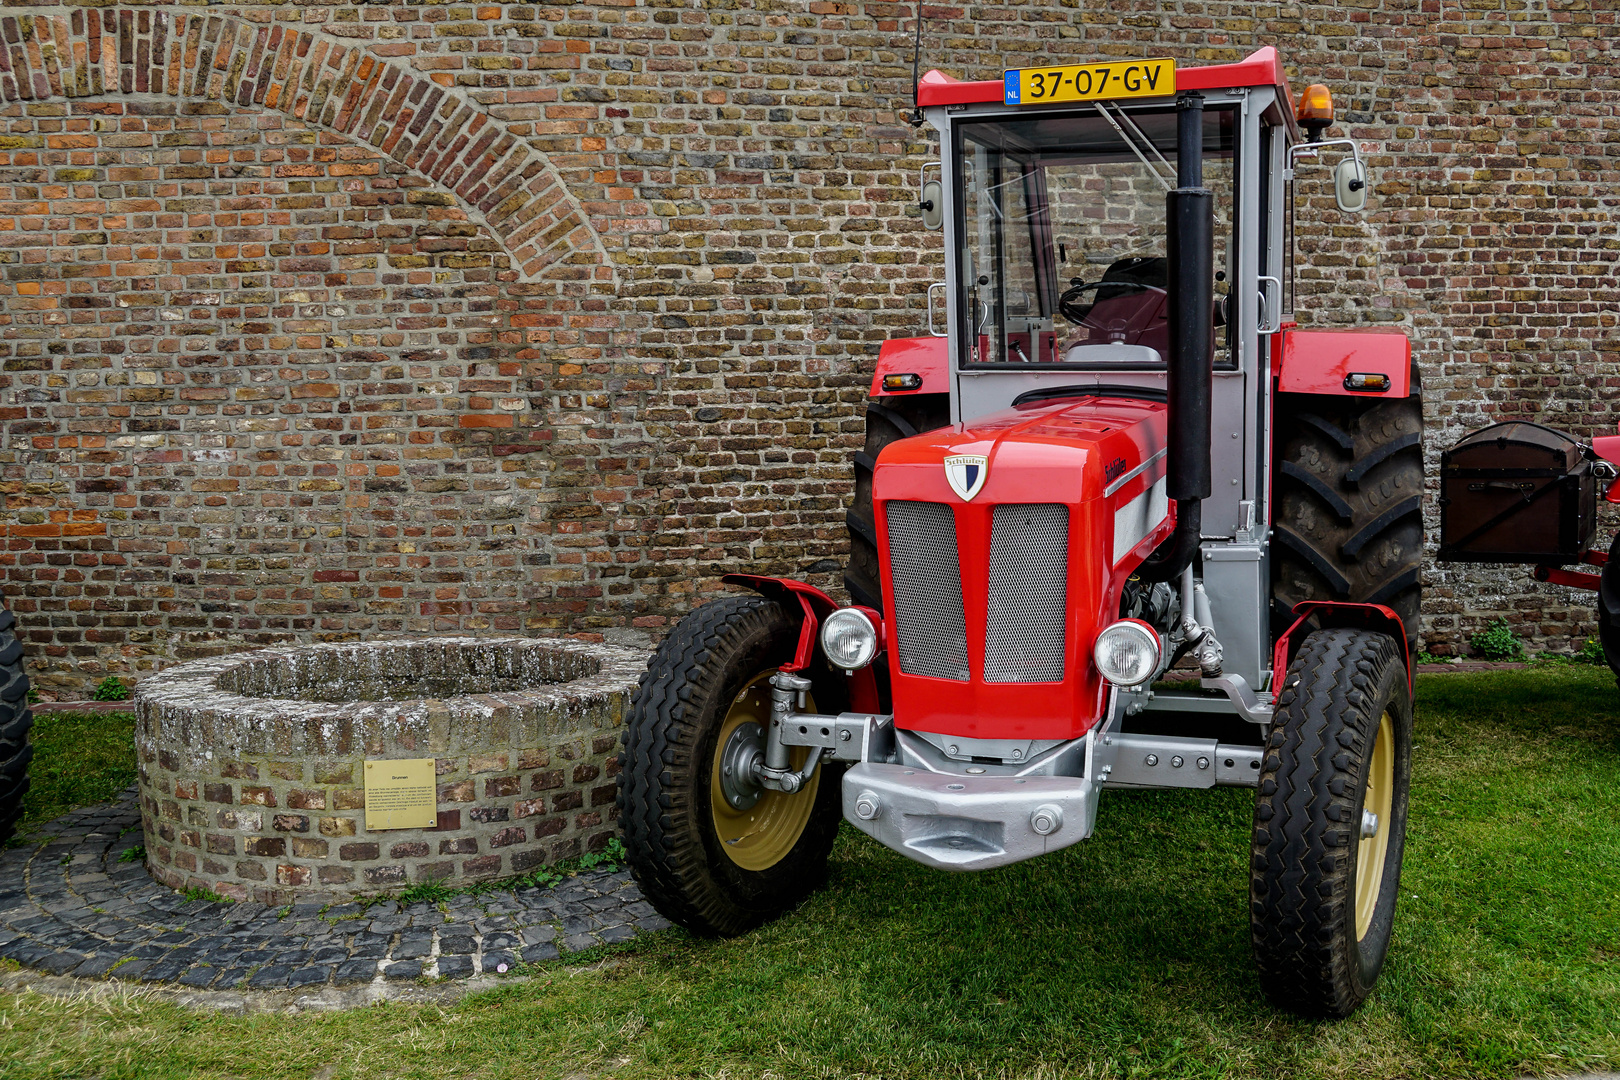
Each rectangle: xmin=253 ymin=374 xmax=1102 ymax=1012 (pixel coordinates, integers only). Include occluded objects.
xmin=920 ymin=179 xmax=944 ymax=230
xmin=1334 ymin=157 xmax=1369 ymax=214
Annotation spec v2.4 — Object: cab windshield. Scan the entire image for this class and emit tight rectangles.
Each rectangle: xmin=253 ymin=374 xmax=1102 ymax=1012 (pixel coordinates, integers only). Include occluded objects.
xmin=955 ymin=105 xmax=1235 ymax=368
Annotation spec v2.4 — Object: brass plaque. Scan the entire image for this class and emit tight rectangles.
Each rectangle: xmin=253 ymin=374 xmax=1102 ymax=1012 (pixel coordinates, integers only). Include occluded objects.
xmin=363 ymin=759 xmax=438 ymax=830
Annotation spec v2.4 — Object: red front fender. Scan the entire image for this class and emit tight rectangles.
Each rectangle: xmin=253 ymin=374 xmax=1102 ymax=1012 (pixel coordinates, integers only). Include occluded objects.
xmin=720 ymin=574 xmax=885 ymax=712
xmin=1272 ymin=601 xmax=1411 ymax=692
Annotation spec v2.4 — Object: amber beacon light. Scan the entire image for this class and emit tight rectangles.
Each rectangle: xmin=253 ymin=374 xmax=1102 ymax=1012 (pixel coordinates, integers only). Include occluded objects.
xmin=1297 ymin=83 xmax=1334 ymax=141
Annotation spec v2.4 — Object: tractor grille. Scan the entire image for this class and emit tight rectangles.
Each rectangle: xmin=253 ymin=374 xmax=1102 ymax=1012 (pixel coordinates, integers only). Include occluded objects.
xmin=983 ymin=504 xmax=1069 ymax=682
xmin=885 ymin=500 xmax=969 ymax=681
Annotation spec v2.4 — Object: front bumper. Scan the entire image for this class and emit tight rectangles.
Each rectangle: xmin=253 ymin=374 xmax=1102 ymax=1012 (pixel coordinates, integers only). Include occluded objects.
xmin=841 ymin=763 xmax=1099 ymax=871
xmin=767 ymin=677 xmax=1263 ymax=873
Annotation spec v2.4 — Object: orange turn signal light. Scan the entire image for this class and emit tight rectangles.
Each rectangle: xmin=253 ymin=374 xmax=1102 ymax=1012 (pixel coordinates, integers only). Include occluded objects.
xmin=1298 ymin=83 xmax=1334 ymax=123
xmin=1343 ymin=372 xmax=1390 ymax=393
xmin=1298 ymin=83 xmax=1334 ymax=139
xmin=882 ymin=373 xmax=923 ymax=391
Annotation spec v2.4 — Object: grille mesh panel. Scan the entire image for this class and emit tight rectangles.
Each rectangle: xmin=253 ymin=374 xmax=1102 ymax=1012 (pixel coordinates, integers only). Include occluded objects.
xmin=984 ymin=503 xmax=1069 ymax=683
xmin=885 ymin=501 xmax=969 ymax=681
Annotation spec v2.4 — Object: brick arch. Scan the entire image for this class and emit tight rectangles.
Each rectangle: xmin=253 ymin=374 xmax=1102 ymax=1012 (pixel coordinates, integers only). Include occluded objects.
xmin=0 ymin=7 xmax=604 ymax=283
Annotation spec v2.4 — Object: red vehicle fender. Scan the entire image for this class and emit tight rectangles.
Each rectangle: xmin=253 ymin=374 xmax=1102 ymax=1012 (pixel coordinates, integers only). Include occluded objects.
xmin=1272 ymin=601 xmax=1411 ymax=692
xmin=1591 ymin=430 xmax=1620 ymax=504
xmin=871 ymin=336 xmax=949 ymax=397
xmin=719 ymin=574 xmax=885 ymax=713
xmin=1275 ymin=328 xmax=1411 ymax=398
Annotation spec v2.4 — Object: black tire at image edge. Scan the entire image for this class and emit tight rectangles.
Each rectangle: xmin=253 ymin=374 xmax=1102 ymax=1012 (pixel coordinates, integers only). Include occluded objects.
xmin=0 ymin=607 xmax=33 ymax=847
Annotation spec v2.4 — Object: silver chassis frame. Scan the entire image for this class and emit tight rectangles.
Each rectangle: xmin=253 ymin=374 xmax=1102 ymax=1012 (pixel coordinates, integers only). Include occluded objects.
xmin=773 ymin=687 xmax=1265 ymax=873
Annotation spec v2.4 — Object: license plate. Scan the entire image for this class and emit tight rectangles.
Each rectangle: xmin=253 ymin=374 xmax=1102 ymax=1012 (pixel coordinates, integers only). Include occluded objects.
xmin=1003 ymin=58 xmax=1176 ymax=106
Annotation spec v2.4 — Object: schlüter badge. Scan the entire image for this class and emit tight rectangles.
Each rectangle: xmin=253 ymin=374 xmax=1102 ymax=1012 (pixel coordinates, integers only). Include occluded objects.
xmin=944 ymin=454 xmax=989 ymax=501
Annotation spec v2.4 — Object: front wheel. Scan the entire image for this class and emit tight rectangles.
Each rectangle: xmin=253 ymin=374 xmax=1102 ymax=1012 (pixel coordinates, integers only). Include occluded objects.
xmin=617 ymin=596 xmax=845 ymax=937
xmin=1250 ymin=627 xmax=1412 ymax=1018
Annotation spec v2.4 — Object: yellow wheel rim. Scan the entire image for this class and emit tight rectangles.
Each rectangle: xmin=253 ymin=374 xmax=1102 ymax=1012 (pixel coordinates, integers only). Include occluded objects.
xmin=1354 ymin=710 xmax=1396 ymax=941
xmin=708 ymin=672 xmax=821 ymax=872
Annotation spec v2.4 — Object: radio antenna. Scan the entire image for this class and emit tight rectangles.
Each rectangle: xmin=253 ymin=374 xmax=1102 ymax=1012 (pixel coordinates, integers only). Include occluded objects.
xmin=908 ymin=0 xmax=926 ymax=125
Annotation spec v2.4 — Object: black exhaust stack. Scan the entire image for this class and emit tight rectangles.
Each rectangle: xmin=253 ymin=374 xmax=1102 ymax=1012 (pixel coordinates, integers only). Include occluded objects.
xmin=1137 ymin=92 xmax=1214 ymax=583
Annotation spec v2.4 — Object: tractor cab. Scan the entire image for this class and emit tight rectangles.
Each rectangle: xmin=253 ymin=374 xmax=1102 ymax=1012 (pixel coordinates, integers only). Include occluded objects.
xmin=619 ymin=47 xmax=1424 ymax=1021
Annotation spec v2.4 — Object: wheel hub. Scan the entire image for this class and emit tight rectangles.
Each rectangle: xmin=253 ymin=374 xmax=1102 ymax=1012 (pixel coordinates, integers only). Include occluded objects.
xmin=1354 ymin=710 xmax=1397 ymax=941
xmin=1360 ymin=809 xmax=1380 ymax=839
xmin=719 ymin=721 xmax=765 ymax=811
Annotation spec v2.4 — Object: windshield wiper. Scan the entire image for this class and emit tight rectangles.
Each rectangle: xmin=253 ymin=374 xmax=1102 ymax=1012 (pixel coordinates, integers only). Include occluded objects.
xmin=1092 ymin=102 xmax=1173 ymax=192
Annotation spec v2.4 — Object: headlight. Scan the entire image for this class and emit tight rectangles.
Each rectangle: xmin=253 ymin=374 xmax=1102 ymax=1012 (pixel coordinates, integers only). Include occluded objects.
xmin=1093 ymin=620 xmax=1161 ymax=687
xmin=820 ymin=608 xmax=878 ymax=671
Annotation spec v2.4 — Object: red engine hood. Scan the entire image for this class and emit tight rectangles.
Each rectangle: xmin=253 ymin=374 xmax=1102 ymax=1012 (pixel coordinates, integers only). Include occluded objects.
xmin=872 ymin=395 xmax=1173 ymax=742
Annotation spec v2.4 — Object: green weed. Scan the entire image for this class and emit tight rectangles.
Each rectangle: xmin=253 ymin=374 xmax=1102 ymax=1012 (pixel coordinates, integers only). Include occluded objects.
xmin=180 ymin=885 xmax=231 ymax=904
xmin=396 ymin=880 xmax=456 ymax=907
xmin=1470 ymin=617 xmax=1525 ymax=660
xmin=578 ymin=836 xmax=627 ymax=872
xmin=91 ymin=675 xmax=131 ymax=702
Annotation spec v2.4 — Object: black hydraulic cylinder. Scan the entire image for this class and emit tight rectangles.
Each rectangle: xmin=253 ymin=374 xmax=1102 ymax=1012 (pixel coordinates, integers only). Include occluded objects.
xmin=1137 ymin=92 xmax=1213 ymax=583
xmin=1176 ymin=91 xmax=1204 ymax=188
xmin=1165 ymin=186 xmax=1214 ymax=501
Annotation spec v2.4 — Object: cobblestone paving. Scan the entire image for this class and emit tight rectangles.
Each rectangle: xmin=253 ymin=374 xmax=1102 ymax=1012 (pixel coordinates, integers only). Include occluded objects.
xmin=0 ymin=789 xmax=668 ymax=990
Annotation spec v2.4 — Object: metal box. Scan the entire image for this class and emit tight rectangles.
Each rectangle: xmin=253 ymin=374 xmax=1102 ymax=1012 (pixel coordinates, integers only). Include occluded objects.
xmin=1439 ymin=421 xmax=1595 ymax=564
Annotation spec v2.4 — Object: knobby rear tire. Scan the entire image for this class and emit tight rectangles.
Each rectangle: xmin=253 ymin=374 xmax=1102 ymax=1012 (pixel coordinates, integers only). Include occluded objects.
xmin=616 ymin=596 xmax=846 ymax=937
xmin=1250 ymin=627 xmax=1412 ymax=1018
xmin=1272 ymin=381 xmax=1424 ymax=653
xmin=0 ymin=607 xmax=34 ymax=847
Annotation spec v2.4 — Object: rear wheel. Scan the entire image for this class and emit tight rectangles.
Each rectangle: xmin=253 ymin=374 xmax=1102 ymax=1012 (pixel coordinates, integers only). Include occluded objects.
xmin=1272 ymin=381 xmax=1424 ymax=653
xmin=617 ymin=596 xmax=846 ymax=937
xmin=845 ymin=394 xmax=949 ymax=612
xmin=1250 ymin=627 xmax=1412 ymax=1017
xmin=0 ymin=607 xmax=33 ymax=846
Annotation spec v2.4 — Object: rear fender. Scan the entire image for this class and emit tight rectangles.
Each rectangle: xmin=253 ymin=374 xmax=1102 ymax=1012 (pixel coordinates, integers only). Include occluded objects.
xmin=1272 ymin=601 xmax=1410 ymax=692
xmin=720 ymin=574 xmax=884 ymax=712
xmin=871 ymin=336 xmax=949 ymax=397
xmin=1276 ymin=329 xmax=1411 ymax=398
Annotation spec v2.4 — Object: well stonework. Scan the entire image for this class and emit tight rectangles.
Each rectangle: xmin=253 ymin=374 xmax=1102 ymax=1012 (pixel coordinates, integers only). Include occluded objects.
xmin=133 ymin=637 xmax=647 ymax=904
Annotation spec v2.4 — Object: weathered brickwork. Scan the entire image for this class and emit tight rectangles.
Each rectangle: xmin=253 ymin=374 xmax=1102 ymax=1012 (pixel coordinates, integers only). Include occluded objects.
xmin=134 ymin=637 xmax=645 ymax=902
xmin=0 ymin=2 xmax=1617 ymax=691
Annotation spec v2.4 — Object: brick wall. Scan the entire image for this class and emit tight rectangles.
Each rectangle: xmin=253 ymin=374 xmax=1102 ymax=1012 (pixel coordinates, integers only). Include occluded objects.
xmin=1 ymin=2 xmax=1617 ymax=693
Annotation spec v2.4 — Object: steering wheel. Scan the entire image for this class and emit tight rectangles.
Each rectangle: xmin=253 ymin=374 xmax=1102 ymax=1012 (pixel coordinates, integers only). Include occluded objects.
xmin=1058 ymin=278 xmax=1162 ymax=329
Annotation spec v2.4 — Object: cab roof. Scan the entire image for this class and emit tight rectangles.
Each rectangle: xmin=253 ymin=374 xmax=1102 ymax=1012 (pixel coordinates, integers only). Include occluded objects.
xmin=918 ymin=46 xmax=1300 ymax=139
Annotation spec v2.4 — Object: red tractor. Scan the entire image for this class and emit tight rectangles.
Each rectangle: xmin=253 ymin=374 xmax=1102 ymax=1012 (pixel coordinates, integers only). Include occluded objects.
xmin=1439 ymin=422 xmax=1620 ymax=669
xmin=618 ymin=49 xmax=1424 ymax=1019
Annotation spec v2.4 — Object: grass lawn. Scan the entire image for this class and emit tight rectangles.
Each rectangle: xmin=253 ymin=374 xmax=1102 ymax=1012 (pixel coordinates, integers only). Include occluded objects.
xmin=12 ymin=709 xmax=137 ymax=840
xmin=3 ymin=669 xmax=1618 ymax=1079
